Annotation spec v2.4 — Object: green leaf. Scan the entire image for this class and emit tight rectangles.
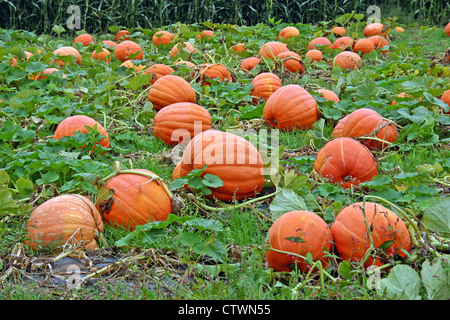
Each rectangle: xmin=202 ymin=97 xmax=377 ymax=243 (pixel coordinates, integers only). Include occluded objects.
xmin=378 ymin=265 xmax=422 ymax=300
xmin=420 ymin=197 xmax=450 ymax=237
xmin=269 ymin=188 xmax=308 ymax=220
xmin=421 ymin=256 xmax=449 ymax=300
xmin=185 ymin=218 xmax=223 ymax=231
xmin=0 ymin=189 xmax=18 ymax=212
xmin=202 ymin=174 xmax=224 ymax=188
xmin=14 ymin=177 xmax=34 ymax=197
xmin=338 ymin=261 xmax=354 ymax=280
xmin=0 ymin=170 xmax=10 ymax=185
xmin=169 ymin=178 xmax=189 ymax=191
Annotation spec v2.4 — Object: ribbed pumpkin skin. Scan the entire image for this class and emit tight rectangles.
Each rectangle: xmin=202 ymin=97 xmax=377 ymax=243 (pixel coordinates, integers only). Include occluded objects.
xmin=53 ymin=115 xmax=110 ymax=149
xmin=332 ymin=36 xmax=354 ymax=50
xmin=251 ymin=72 xmax=282 ymax=102
xmin=278 ymin=26 xmax=300 ymax=40
xmin=277 ymin=51 xmax=305 ymax=73
xmin=332 ymin=51 xmax=362 ymax=70
xmin=331 ymin=202 xmax=411 ymax=267
xmin=144 ymin=63 xmax=175 ymax=84
xmin=98 ymin=169 xmax=172 ymax=230
xmin=313 ymin=137 xmax=378 ymax=188
xmin=26 ymin=194 xmax=104 ymax=251
xmin=152 ymin=30 xmax=175 ymax=45
xmin=240 ymin=57 xmax=260 ymax=72
xmin=198 ymin=63 xmax=232 ymax=85
xmin=52 ymin=46 xmax=82 ymax=66
xmin=147 ymin=75 xmax=196 ymax=110
xmin=265 ymin=211 xmax=333 ymax=272
xmin=331 ymin=108 xmax=398 ymax=150
xmin=263 ymin=84 xmax=319 ymax=131
xmin=317 ymin=89 xmax=340 ymax=103
xmin=153 ymin=102 xmax=212 ymax=145
xmin=114 ymin=40 xmax=143 ymax=61
xmin=179 ymin=130 xmax=265 ymax=201
xmin=258 ymin=41 xmax=289 ymax=59
xmin=363 ymin=23 xmax=385 ymax=37
xmin=74 ymin=33 xmax=94 ymax=46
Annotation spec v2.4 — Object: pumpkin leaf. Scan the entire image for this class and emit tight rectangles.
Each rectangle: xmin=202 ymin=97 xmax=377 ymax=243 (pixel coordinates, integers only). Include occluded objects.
xmin=420 ymin=197 xmax=450 ymax=238
xmin=269 ymin=188 xmax=308 ymax=220
xmin=378 ymin=265 xmax=422 ymax=300
xmin=421 ymin=255 xmax=449 ymax=300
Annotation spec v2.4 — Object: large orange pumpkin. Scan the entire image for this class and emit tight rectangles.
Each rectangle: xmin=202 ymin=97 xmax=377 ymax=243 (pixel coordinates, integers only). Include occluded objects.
xmin=240 ymin=57 xmax=260 ymax=72
xmin=153 ymin=102 xmax=212 ymax=145
xmin=26 ymin=194 xmax=104 ymax=251
xmin=305 ymin=49 xmax=323 ymax=62
xmin=97 ymin=169 xmax=172 ymax=230
xmin=53 ymin=115 xmax=110 ymax=149
xmin=144 ymin=63 xmax=175 ymax=84
xmin=277 ymin=51 xmax=306 ymax=73
xmin=331 ymin=202 xmax=411 ymax=267
xmin=178 ymin=130 xmax=265 ymax=201
xmin=265 ymin=211 xmax=333 ymax=272
xmin=147 ymin=75 xmax=196 ymax=111
xmin=316 ymin=89 xmax=340 ymax=103
xmin=170 ymin=42 xmax=196 ymax=57
xmin=332 ymin=51 xmax=362 ymax=70
xmin=445 ymin=23 xmax=450 ymax=37
xmin=368 ymin=35 xmax=389 ymax=53
xmin=331 ymin=108 xmax=398 ymax=150
xmin=73 ymin=33 xmax=94 ymax=46
xmin=363 ymin=23 xmax=385 ymax=37
xmin=353 ymin=38 xmax=375 ymax=55
xmin=278 ymin=26 xmax=300 ymax=40
xmin=152 ymin=30 xmax=175 ymax=45
xmin=440 ymin=89 xmax=450 ymax=114
xmin=332 ymin=36 xmax=354 ymax=50
xmin=313 ymin=137 xmax=378 ymax=188
xmin=197 ymin=63 xmax=232 ymax=86
xmin=263 ymin=84 xmax=319 ymax=131
xmin=91 ymin=48 xmax=111 ymax=61
xmin=102 ymin=40 xmax=118 ymax=48
xmin=51 ymin=46 xmax=82 ymax=66
xmin=331 ymin=26 xmax=347 ymax=36
xmin=114 ymin=40 xmax=143 ymax=61
xmin=115 ymin=29 xmax=131 ymax=42
xmin=251 ymin=72 xmax=282 ymax=102
xmin=307 ymin=37 xmax=332 ymax=50
xmin=258 ymin=41 xmax=289 ymax=59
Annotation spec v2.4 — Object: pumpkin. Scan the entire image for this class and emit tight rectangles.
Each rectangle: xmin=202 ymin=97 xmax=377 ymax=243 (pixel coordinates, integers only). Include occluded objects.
xmin=394 ymin=26 xmax=405 ymax=33
xmin=368 ymin=35 xmax=389 ymax=53
xmin=26 ymin=194 xmax=104 ymax=252
xmin=10 ymin=50 xmax=34 ymax=67
xmin=332 ymin=36 xmax=354 ymax=50
xmin=353 ymin=38 xmax=375 ymax=55
xmin=332 ymin=51 xmax=362 ymax=70
xmin=263 ymin=84 xmax=319 ymax=131
xmin=258 ymin=41 xmax=289 ymax=59
xmin=363 ymin=23 xmax=385 ymax=37
xmin=97 ymin=169 xmax=172 ymax=230
xmin=197 ymin=30 xmax=215 ymax=39
xmin=391 ymin=92 xmax=422 ymax=106
xmin=331 ymin=202 xmax=411 ymax=267
xmin=153 ymin=102 xmax=212 ymax=145
xmin=316 ymin=89 xmax=340 ymax=103
xmin=53 ymin=115 xmax=110 ymax=149
xmin=120 ymin=60 xmax=146 ymax=72
xmin=172 ymin=162 xmax=182 ymax=180
xmin=73 ymin=33 xmax=94 ymax=46
xmin=102 ymin=40 xmax=118 ymax=48
xmin=197 ymin=63 xmax=232 ymax=86
xmin=230 ymin=43 xmax=245 ymax=53
xmin=32 ymin=68 xmax=66 ymax=81
xmin=178 ymin=130 xmax=265 ymax=201
xmin=304 ymin=49 xmax=323 ymax=62
xmin=440 ymin=89 xmax=450 ymax=114
xmin=313 ymin=137 xmax=378 ymax=188
xmin=445 ymin=23 xmax=450 ymax=37
xmin=114 ymin=40 xmax=143 ymax=61
xmin=152 ymin=30 xmax=175 ymax=45
xmin=332 ymin=108 xmax=398 ymax=150
xmin=51 ymin=46 xmax=82 ymax=66
xmin=251 ymin=72 xmax=282 ymax=102
xmin=331 ymin=26 xmax=347 ymax=36
xmin=307 ymin=37 xmax=332 ymax=50
xmin=277 ymin=51 xmax=306 ymax=73
xmin=278 ymin=26 xmax=300 ymax=40
xmin=147 ymin=75 xmax=196 ymax=111
xmin=91 ymin=48 xmax=111 ymax=61
xmin=265 ymin=210 xmax=333 ymax=272
xmin=170 ymin=42 xmax=196 ymax=57
xmin=115 ymin=29 xmax=131 ymax=42
xmin=240 ymin=57 xmax=260 ymax=72
xmin=144 ymin=63 xmax=175 ymax=84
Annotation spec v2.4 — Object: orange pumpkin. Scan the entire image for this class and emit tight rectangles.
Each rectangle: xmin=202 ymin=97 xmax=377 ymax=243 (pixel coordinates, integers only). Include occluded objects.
xmin=363 ymin=23 xmax=385 ymax=37
xmin=304 ymin=49 xmax=323 ymax=62
xmin=197 ymin=63 xmax=232 ymax=86
xmin=307 ymin=37 xmax=332 ymax=50
xmin=197 ymin=30 xmax=215 ymax=39
xmin=230 ymin=43 xmax=246 ymax=53
xmin=32 ymin=68 xmax=66 ymax=81
xmin=144 ymin=63 xmax=175 ymax=84
xmin=277 ymin=51 xmax=306 ymax=73
xmin=240 ymin=57 xmax=260 ymax=72
xmin=391 ymin=91 xmax=422 ymax=106
xmin=258 ymin=41 xmax=289 ymax=59
xmin=331 ymin=108 xmax=398 ymax=150
xmin=316 ymin=89 xmax=340 ymax=103
xmin=332 ymin=51 xmax=362 ymax=70
xmin=74 ymin=33 xmax=94 ymax=46
xmin=114 ymin=40 xmax=143 ymax=61
xmin=102 ymin=40 xmax=118 ymax=48
xmin=445 ymin=23 xmax=450 ymax=37
xmin=26 ymin=194 xmax=104 ymax=251
xmin=178 ymin=130 xmax=265 ymax=201
xmin=152 ymin=30 xmax=175 ymax=45
xmin=263 ymin=84 xmax=319 ymax=131
xmin=172 ymin=162 xmax=182 ymax=180
xmin=53 ymin=115 xmax=110 ymax=150
xmin=10 ymin=50 xmax=34 ymax=67
xmin=91 ymin=48 xmax=111 ymax=61
xmin=97 ymin=169 xmax=172 ymax=230
xmin=278 ymin=26 xmax=300 ymax=40
xmin=353 ymin=38 xmax=375 ymax=55
xmin=332 ymin=36 xmax=354 ymax=50
xmin=313 ymin=137 xmax=378 ymax=188
xmin=170 ymin=42 xmax=196 ymax=57
xmin=331 ymin=202 xmax=411 ymax=267
xmin=331 ymin=26 xmax=347 ymax=36
xmin=368 ymin=35 xmax=389 ymax=53
xmin=251 ymin=72 xmax=282 ymax=102
xmin=120 ymin=60 xmax=146 ymax=72
xmin=153 ymin=102 xmax=212 ymax=145
xmin=265 ymin=210 xmax=333 ymax=272
xmin=147 ymin=75 xmax=196 ymax=110
xmin=115 ymin=29 xmax=131 ymax=42
xmin=440 ymin=89 xmax=450 ymax=114
xmin=394 ymin=26 xmax=405 ymax=33
xmin=51 ymin=46 xmax=82 ymax=66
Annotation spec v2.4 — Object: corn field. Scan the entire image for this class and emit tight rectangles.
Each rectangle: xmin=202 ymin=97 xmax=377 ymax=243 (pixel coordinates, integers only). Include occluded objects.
xmin=0 ymin=0 xmax=449 ymax=34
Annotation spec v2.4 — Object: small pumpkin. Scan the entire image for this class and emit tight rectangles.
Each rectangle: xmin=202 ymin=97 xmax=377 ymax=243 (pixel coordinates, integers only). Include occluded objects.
xmin=120 ymin=60 xmax=146 ymax=72
xmin=170 ymin=42 xmax=196 ymax=58
xmin=91 ymin=48 xmax=111 ymax=61
xmin=258 ymin=41 xmax=289 ymax=59
xmin=240 ymin=57 xmax=260 ymax=72
xmin=197 ymin=30 xmax=215 ymax=39
xmin=304 ymin=49 xmax=323 ymax=62
xmin=152 ymin=30 xmax=175 ymax=45
xmin=394 ymin=26 xmax=405 ymax=33
xmin=144 ymin=63 xmax=175 ymax=84
xmin=115 ymin=29 xmax=131 ymax=42
xmin=278 ymin=26 xmax=300 ymax=40
xmin=74 ymin=33 xmax=94 ymax=46
xmin=97 ymin=169 xmax=172 ymax=230
xmin=331 ymin=202 xmax=411 ymax=267
xmin=440 ymin=89 xmax=450 ymax=114
xmin=332 ymin=51 xmax=362 ymax=70
xmin=368 ymin=35 xmax=389 ymax=53
xmin=53 ymin=115 xmax=110 ymax=150
xmin=331 ymin=108 xmax=398 ymax=150
xmin=307 ymin=37 xmax=332 ymax=50
xmin=10 ymin=50 xmax=34 ymax=67
xmin=147 ymin=75 xmax=196 ymax=111
xmin=32 ymin=68 xmax=66 ymax=81
xmin=197 ymin=63 xmax=232 ymax=86
xmin=153 ymin=102 xmax=212 ymax=145
xmin=316 ymin=89 xmax=340 ymax=103
xmin=277 ymin=51 xmax=306 ymax=73
xmin=331 ymin=26 xmax=347 ymax=36
xmin=230 ymin=43 xmax=246 ymax=54
xmin=263 ymin=84 xmax=319 ymax=131
xmin=51 ymin=46 xmax=82 ymax=66
xmin=363 ymin=23 xmax=385 ymax=37
xmin=102 ymin=40 xmax=118 ymax=48
xmin=445 ymin=23 xmax=450 ymax=37
xmin=313 ymin=137 xmax=378 ymax=188
xmin=332 ymin=36 xmax=354 ymax=50
xmin=353 ymin=38 xmax=375 ymax=55
xmin=26 ymin=194 xmax=104 ymax=252
xmin=251 ymin=72 xmax=282 ymax=102
xmin=114 ymin=40 xmax=143 ymax=61
xmin=178 ymin=130 xmax=265 ymax=201
xmin=265 ymin=210 xmax=333 ymax=272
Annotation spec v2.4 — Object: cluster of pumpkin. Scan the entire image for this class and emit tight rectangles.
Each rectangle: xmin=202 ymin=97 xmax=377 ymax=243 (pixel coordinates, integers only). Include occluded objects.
xmin=21 ymin=23 xmax=448 ymax=273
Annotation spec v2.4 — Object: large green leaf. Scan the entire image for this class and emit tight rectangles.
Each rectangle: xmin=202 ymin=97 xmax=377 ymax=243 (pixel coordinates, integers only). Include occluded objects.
xmin=269 ymin=188 xmax=308 ymax=220
xmin=378 ymin=265 xmax=422 ymax=300
xmin=421 ymin=255 xmax=449 ymax=300
xmin=421 ymin=197 xmax=450 ymax=238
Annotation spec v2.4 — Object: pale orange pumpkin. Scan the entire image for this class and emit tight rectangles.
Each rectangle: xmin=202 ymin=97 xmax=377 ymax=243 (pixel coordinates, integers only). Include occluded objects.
xmin=170 ymin=42 xmax=196 ymax=57
xmin=332 ymin=51 xmax=362 ymax=70
xmin=278 ymin=26 xmax=300 ymax=40
xmin=74 ymin=33 xmax=94 ymax=46
xmin=152 ymin=30 xmax=175 ymax=45
xmin=51 ymin=46 xmax=82 ymax=66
